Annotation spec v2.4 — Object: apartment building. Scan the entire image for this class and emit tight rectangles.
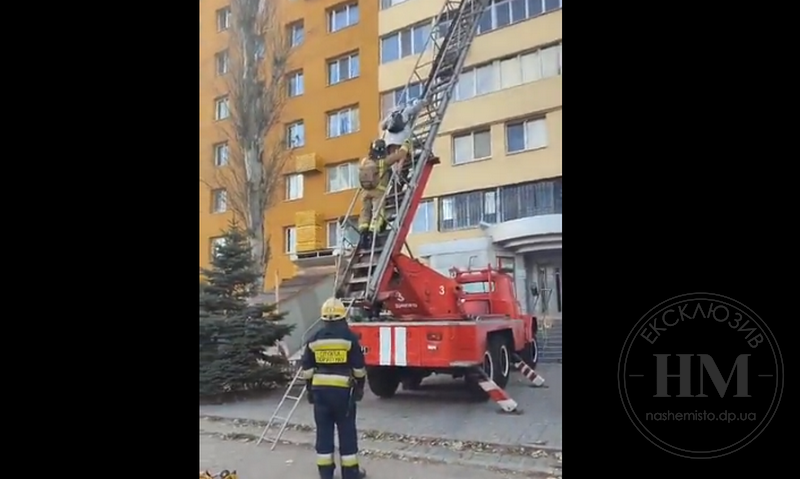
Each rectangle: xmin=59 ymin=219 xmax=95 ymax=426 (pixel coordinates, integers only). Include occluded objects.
xmin=199 ymin=0 xmax=379 ymax=289
xmin=379 ymin=0 xmax=563 ymax=318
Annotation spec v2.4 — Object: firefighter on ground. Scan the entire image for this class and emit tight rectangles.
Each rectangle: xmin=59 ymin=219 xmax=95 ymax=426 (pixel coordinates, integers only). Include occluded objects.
xmin=301 ymin=297 xmax=367 ymax=479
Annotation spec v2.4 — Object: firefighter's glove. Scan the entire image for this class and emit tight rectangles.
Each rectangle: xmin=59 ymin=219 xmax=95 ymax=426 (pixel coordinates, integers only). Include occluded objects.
xmin=306 ymin=383 xmax=315 ymax=404
xmin=353 ymin=379 xmax=365 ymax=401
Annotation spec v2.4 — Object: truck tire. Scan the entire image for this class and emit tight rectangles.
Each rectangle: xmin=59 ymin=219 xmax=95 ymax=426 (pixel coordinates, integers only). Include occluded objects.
xmin=366 ymin=367 xmax=400 ymax=398
xmin=521 ymin=336 xmax=539 ymax=369
xmin=486 ymin=334 xmax=511 ymax=389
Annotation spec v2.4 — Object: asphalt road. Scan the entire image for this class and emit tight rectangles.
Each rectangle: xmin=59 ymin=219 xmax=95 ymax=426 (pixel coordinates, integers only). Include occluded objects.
xmin=200 ymin=434 xmax=533 ymax=479
xmin=200 ymin=363 xmax=563 ymax=449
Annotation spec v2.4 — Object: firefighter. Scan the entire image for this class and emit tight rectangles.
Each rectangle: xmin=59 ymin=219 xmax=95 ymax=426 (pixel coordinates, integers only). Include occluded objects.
xmin=301 ymin=297 xmax=367 ymax=479
xmin=357 ymin=138 xmax=411 ymax=246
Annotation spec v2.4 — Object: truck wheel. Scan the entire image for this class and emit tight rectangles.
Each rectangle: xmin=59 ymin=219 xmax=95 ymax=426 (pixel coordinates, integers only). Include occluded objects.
xmin=486 ymin=334 xmax=511 ymax=389
xmin=366 ymin=367 xmax=400 ymax=398
xmin=521 ymin=337 xmax=539 ymax=369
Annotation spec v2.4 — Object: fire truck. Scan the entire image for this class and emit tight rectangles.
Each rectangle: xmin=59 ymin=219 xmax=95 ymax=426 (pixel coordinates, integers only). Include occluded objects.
xmin=332 ymin=0 xmax=539 ymax=400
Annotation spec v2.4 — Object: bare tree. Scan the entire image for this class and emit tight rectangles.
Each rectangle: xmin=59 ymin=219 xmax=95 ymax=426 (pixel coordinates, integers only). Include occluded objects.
xmin=210 ymin=0 xmax=293 ymax=290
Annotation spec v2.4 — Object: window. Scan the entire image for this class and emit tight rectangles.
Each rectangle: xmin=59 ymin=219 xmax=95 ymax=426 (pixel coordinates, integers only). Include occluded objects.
xmin=380 ymin=82 xmax=422 ymax=117
xmin=452 ymin=129 xmax=491 ymax=164
xmin=287 ymin=121 xmax=305 ymax=148
xmin=500 ymin=177 xmax=562 ymax=221
xmin=328 ymin=53 xmax=360 ymax=85
xmin=455 ymin=44 xmax=562 ymax=101
xmin=327 ymin=161 xmax=359 ymax=192
xmin=500 ymin=56 xmax=522 ymax=89
xmin=210 ymin=237 xmax=226 ymax=258
xmin=455 ymin=62 xmax=499 ymax=100
xmin=380 ymin=21 xmax=432 ymax=63
xmin=212 ymin=189 xmax=228 ymax=213
xmin=329 ymin=3 xmax=359 ymax=32
xmin=381 ymin=0 xmax=409 ymax=8
xmin=288 ymin=21 xmax=304 ymax=47
xmin=437 ymin=178 xmax=561 ymax=231
xmin=438 ymin=190 xmax=498 ymax=231
xmin=215 ymin=50 xmax=229 ymax=76
xmin=506 ymin=118 xmax=548 ymax=153
xmin=540 ymin=44 xmax=561 ymax=78
xmin=327 ymin=107 xmax=359 ymax=137
xmin=477 ymin=0 xmax=562 ymax=35
xmin=214 ymin=96 xmax=229 ymax=120
xmin=285 ymin=174 xmax=304 ymax=200
xmin=288 ymin=71 xmax=304 ymax=97
xmin=216 ymin=7 xmax=231 ymax=31
xmin=213 ymin=142 xmax=229 ymax=167
xmin=475 ymin=63 xmax=499 ymax=95
xmin=327 ymin=217 xmax=360 ymax=249
xmin=498 ymin=256 xmax=516 ymax=275
xmin=410 ymin=200 xmax=436 ymax=234
xmin=284 ymin=227 xmax=297 ymax=254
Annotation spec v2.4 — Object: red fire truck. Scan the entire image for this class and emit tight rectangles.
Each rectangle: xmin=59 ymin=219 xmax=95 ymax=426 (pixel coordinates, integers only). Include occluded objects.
xmin=332 ymin=0 xmax=539 ymax=401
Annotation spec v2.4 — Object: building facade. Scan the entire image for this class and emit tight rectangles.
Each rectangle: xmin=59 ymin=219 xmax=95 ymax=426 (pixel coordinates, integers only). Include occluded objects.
xmin=380 ymin=0 xmax=563 ymax=319
xmin=199 ymin=0 xmax=379 ymax=289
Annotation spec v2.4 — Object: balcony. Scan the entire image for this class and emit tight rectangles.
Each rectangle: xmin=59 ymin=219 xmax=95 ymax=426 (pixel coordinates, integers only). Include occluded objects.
xmin=484 ymin=213 xmax=562 ymax=253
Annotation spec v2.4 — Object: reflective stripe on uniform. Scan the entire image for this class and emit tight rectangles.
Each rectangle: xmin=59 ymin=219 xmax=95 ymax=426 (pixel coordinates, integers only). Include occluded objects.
xmin=316 ymin=453 xmax=334 ymax=466
xmin=341 ymin=454 xmax=359 ymax=467
xmin=309 ymin=338 xmax=352 ymax=351
xmin=352 ymin=367 xmax=366 ymax=378
xmin=300 ymin=368 xmax=315 ymax=379
xmin=311 ymin=373 xmax=351 ymax=388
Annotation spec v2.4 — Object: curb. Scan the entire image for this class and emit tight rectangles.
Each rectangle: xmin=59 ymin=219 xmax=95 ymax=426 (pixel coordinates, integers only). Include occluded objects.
xmin=200 ymin=416 xmax=562 ymax=478
xmin=200 ymin=414 xmax=563 ymax=454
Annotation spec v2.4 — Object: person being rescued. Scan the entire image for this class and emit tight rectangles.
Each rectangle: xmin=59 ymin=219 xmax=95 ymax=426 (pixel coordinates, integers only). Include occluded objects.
xmin=356 ymin=98 xmax=428 ymax=248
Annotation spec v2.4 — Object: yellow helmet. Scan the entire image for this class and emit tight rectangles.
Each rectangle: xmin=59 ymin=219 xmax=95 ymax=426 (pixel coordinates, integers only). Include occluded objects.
xmin=321 ymin=297 xmax=347 ymax=321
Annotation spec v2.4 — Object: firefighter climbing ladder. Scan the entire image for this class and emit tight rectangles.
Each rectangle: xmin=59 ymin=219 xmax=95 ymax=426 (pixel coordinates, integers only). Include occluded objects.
xmin=333 ymin=0 xmax=492 ymax=307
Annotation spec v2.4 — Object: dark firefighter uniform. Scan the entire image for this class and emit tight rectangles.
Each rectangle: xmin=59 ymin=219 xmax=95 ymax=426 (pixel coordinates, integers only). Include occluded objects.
xmin=301 ymin=297 xmax=367 ymax=479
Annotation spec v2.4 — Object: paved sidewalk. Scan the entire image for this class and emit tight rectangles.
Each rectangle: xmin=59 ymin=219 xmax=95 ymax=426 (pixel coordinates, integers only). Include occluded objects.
xmin=200 ymin=417 xmax=562 ymax=476
xmin=201 ymin=434 xmax=537 ymax=479
xmin=200 ymin=364 xmax=562 ymax=449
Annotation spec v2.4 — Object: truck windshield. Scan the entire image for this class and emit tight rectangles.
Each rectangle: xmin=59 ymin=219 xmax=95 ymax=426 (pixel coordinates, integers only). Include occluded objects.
xmin=461 ymin=281 xmax=495 ymax=293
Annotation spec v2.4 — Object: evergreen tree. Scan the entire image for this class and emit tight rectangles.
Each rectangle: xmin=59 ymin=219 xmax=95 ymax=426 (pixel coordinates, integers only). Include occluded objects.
xmin=199 ymin=220 xmax=295 ymax=400
xmin=200 ymin=222 xmax=260 ymax=315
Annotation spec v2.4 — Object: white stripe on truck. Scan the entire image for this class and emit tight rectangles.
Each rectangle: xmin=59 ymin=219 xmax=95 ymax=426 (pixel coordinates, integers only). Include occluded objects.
xmin=394 ymin=326 xmax=407 ymax=366
xmin=379 ymin=326 xmax=392 ymax=365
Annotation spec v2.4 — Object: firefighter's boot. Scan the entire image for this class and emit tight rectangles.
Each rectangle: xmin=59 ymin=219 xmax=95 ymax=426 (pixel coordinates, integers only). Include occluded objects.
xmin=358 ymin=230 xmax=372 ymax=250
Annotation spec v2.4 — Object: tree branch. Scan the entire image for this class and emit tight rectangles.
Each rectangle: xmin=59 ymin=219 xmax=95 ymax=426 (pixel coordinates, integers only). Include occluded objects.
xmin=209 ymin=0 xmax=294 ymax=288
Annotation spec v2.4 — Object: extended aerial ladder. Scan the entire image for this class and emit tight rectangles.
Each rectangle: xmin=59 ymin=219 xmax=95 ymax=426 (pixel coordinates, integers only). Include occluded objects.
xmin=333 ymin=0 xmax=492 ymax=310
